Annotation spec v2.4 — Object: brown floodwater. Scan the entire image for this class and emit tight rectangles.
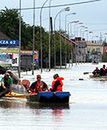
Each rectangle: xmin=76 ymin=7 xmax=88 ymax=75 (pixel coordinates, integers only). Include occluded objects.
xmin=0 ymin=63 xmax=107 ymax=130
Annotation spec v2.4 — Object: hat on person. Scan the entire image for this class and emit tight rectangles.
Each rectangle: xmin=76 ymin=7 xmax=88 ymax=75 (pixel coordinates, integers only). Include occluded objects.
xmin=5 ymin=72 xmax=10 ymax=76
xmin=6 ymin=70 xmax=12 ymax=73
xmin=53 ymin=74 xmax=59 ymax=79
xmin=6 ymin=70 xmax=13 ymax=75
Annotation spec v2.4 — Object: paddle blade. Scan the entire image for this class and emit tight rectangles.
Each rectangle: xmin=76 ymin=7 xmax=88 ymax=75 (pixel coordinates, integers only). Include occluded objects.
xmin=21 ymin=79 xmax=30 ymax=89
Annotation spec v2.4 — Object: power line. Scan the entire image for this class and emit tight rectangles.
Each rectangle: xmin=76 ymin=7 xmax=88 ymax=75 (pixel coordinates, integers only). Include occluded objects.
xmin=12 ymin=0 xmax=101 ymax=11
xmin=86 ymin=23 xmax=107 ymax=25
xmin=92 ymin=28 xmax=107 ymax=31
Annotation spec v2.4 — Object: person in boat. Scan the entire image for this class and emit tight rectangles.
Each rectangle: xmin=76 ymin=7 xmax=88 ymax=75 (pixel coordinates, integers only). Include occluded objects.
xmin=29 ymin=74 xmax=48 ymax=93
xmin=0 ymin=72 xmax=13 ymax=97
xmin=50 ymin=74 xmax=64 ymax=92
xmin=6 ymin=70 xmax=30 ymax=94
xmin=6 ymin=70 xmax=20 ymax=84
xmin=92 ymin=67 xmax=100 ymax=77
xmin=99 ymin=65 xmax=107 ymax=76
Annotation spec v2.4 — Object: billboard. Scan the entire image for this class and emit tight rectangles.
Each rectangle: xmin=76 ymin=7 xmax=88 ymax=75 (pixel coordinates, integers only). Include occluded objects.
xmin=0 ymin=40 xmax=38 ymax=67
xmin=0 ymin=53 xmax=12 ymax=65
xmin=0 ymin=40 xmax=19 ymax=66
xmin=0 ymin=40 xmax=19 ymax=48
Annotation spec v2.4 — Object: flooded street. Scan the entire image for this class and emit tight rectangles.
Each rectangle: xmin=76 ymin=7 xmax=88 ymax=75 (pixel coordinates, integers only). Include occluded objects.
xmin=0 ymin=63 xmax=107 ymax=130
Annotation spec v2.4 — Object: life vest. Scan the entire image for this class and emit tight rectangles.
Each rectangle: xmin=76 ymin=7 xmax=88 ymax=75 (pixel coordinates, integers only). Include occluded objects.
xmin=51 ymin=77 xmax=64 ymax=92
xmin=35 ymin=81 xmax=43 ymax=92
xmin=21 ymin=79 xmax=30 ymax=92
xmin=30 ymin=81 xmax=48 ymax=93
xmin=100 ymin=68 xmax=107 ymax=76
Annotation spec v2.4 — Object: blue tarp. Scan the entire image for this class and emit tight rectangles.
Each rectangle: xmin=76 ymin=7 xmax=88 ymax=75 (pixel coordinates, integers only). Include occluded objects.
xmin=55 ymin=92 xmax=71 ymax=98
xmin=38 ymin=92 xmax=54 ymax=98
xmin=38 ymin=92 xmax=71 ymax=99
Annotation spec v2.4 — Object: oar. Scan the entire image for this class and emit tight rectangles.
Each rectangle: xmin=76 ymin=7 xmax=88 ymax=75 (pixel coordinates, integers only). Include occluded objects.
xmin=0 ymin=89 xmax=9 ymax=98
xmin=21 ymin=79 xmax=30 ymax=93
xmin=83 ymin=72 xmax=92 ymax=75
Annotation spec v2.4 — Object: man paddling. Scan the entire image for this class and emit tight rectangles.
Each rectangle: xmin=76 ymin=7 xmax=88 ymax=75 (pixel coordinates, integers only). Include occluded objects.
xmin=92 ymin=67 xmax=100 ymax=77
xmin=29 ymin=74 xmax=48 ymax=94
xmin=6 ymin=70 xmax=20 ymax=84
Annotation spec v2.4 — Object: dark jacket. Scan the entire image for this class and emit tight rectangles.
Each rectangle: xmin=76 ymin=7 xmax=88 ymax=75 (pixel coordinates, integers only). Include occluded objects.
xmin=29 ymin=81 xmax=48 ymax=93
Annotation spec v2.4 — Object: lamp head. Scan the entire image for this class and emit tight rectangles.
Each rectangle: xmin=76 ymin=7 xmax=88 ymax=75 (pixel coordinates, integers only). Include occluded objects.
xmin=71 ymin=20 xmax=79 ymax=23
xmin=89 ymin=31 xmax=93 ymax=34
xmin=65 ymin=7 xmax=70 ymax=11
xmin=72 ymin=12 xmax=76 ymax=15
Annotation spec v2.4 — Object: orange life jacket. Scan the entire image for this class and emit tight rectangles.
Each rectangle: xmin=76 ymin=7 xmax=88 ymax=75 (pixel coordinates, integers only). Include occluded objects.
xmin=51 ymin=77 xmax=64 ymax=92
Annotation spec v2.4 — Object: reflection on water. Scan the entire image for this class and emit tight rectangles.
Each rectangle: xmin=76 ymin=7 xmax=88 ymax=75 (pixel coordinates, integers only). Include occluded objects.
xmin=0 ymin=99 xmax=27 ymax=109
xmin=0 ymin=98 xmax=69 ymax=130
xmin=27 ymin=102 xmax=70 ymax=109
xmin=0 ymin=99 xmax=70 ymax=110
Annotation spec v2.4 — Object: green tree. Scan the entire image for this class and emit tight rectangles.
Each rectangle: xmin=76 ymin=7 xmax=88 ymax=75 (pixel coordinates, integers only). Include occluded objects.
xmin=0 ymin=7 xmax=20 ymax=39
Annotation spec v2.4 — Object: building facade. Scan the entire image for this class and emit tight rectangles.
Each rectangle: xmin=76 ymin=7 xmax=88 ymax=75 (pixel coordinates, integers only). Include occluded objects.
xmin=86 ymin=41 xmax=103 ymax=63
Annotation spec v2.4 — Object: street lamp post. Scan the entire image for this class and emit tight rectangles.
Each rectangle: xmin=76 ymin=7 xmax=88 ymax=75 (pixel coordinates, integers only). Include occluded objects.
xmin=89 ymin=31 xmax=93 ymax=41
xmin=67 ymin=20 xmax=79 ymax=64
xmin=73 ymin=21 xmax=80 ymax=38
xmin=83 ymin=27 xmax=88 ymax=39
xmin=40 ymin=0 xmax=48 ymax=73
xmin=83 ymin=29 xmax=88 ymax=41
xmin=66 ymin=21 xmax=79 ymax=66
xmin=104 ymin=33 xmax=107 ymax=43
xmin=80 ymin=26 xmax=88 ymax=38
xmin=65 ymin=12 xmax=76 ymax=35
xmin=64 ymin=12 xmax=76 ymax=68
xmin=59 ymin=13 xmax=62 ymax=69
xmin=76 ymin=22 xmax=83 ymax=37
xmin=18 ymin=0 xmax=21 ymax=78
xmin=59 ymin=7 xmax=70 ymax=69
xmin=48 ymin=0 xmax=52 ymax=71
xmin=32 ymin=0 xmax=35 ymax=75
xmin=67 ymin=20 xmax=79 ymax=39
xmin=53 ymin=7 xmax=70 ymax=69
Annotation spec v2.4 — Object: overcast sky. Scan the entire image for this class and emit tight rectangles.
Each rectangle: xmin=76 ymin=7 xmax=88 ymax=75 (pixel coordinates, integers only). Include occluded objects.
xmin=0 ymin=0 xmax=107 ymax=41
